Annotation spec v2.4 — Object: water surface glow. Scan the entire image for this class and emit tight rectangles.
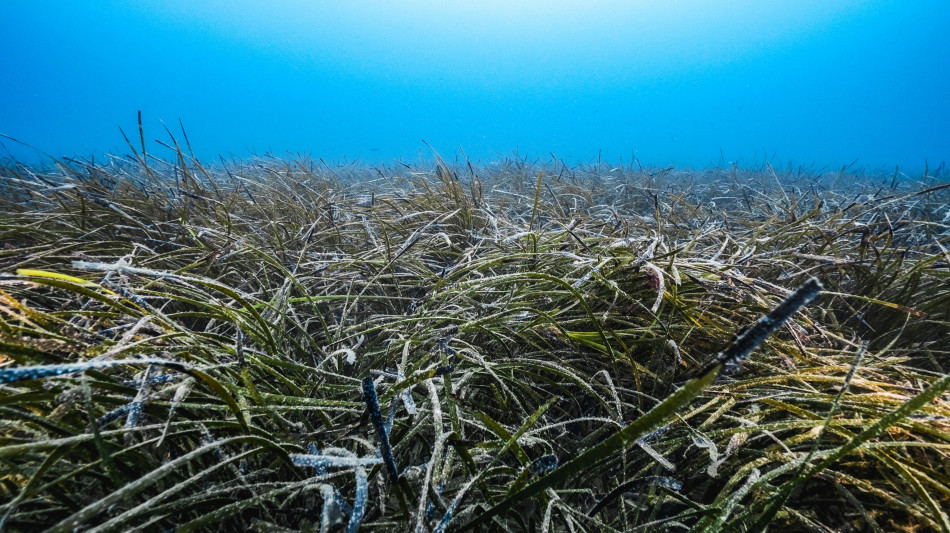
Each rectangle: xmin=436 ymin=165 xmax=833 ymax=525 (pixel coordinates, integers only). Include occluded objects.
xmin=1 ymin=1 xmax=947 ymax=169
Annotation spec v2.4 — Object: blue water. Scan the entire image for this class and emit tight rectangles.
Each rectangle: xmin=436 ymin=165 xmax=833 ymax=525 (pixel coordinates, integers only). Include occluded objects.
xmin=2 ymin=1 xmax=947 ymax=170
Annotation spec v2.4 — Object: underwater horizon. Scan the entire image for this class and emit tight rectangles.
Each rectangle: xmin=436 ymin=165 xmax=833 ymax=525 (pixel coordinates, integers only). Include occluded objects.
xmin=2 ymin=1 xmax=948 ymax=171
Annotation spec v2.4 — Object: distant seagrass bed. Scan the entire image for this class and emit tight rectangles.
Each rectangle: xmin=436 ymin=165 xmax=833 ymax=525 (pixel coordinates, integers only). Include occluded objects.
xmin=0 ymin=148 xmax=948 ymax=532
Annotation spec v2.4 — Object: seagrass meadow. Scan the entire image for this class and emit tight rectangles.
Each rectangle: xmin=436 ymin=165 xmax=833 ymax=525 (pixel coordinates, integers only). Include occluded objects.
xmin=0 ymin=145 xmax=949 ymax=532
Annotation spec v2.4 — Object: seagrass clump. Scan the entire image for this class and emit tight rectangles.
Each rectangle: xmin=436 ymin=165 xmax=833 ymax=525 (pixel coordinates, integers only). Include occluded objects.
xmin=1 ymin=146 xmax=948 ymax=532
